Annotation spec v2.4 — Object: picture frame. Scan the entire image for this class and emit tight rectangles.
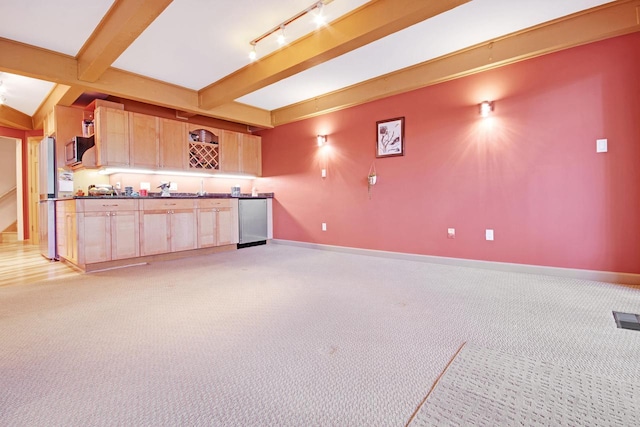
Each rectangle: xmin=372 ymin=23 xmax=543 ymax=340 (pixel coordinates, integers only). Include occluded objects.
xmin=376 ymin=117 xmax=404 ymax=158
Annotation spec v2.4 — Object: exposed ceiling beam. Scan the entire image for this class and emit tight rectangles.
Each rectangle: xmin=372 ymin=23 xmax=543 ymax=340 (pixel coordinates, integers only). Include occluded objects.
xmin=271 ymin=0 xmax=640 ymax=126
xmin=198 ymin=0 xmax=471 ymax=110
xmin=0 ymin=38 xmax=272 ymax=128
xmin=98 ymin=68 xmax=272 ymax=127
xmin=32 ymin=84 xmax=86 ymax=130
xmin=77 ymin=0 xmax=173 ymax=82
xmin=0 ymin=104 xmax=33 ymax=130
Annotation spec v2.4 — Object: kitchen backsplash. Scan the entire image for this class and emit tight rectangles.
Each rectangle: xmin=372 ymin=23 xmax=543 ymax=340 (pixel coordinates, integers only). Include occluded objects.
xmin=73 ymin=169 xmax=110 ymax=195
xmin=107 ymin=173 xmax=258 ymax=195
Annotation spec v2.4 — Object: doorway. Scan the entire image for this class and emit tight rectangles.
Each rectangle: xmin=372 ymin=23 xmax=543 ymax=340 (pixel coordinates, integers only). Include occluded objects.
xmin=0 ymin=135 xmax=25 ymax=243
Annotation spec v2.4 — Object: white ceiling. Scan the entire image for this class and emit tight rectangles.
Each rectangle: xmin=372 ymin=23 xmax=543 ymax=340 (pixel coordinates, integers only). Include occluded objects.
xmin=0 ymin=0 xmax=615 ymax=117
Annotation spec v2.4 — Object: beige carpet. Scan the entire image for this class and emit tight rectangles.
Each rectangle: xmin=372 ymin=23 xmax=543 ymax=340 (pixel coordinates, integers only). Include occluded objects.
xmin=408 ymin=343 xmax=640 ymax=426
xmin=1 ymin=243 xmax=640 ymax=425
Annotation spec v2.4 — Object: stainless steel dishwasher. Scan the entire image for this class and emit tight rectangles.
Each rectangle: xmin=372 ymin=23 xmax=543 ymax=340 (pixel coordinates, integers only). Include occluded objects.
xmin=238 ymin=198 xmax=268 ymax=248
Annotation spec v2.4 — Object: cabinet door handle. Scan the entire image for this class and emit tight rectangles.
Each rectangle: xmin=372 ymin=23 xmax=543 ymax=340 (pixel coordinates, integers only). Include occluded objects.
xmin=165 ymin=203 xmax=177 ymax=206
xmin=106 ymin=213 xmax=110 ymax=217
xmin=112 ymin=212 xmax=116 ymax=216
xmin=103 ymin=204 xmax=118 ymax=207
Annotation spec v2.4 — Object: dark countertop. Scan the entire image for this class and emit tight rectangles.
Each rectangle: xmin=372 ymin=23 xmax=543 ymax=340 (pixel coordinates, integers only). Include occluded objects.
xmin=73 ymin=192 xmax=274 ymax=200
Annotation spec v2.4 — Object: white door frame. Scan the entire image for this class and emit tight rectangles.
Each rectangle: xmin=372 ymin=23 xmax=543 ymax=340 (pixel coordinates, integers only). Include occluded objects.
xmin=16 ymin=138 xmax=24 ymax=240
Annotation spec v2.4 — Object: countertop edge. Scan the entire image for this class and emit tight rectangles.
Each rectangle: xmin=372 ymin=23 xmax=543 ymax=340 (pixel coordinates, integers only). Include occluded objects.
xmin=64 ymin=192 xmax=274 ymax=200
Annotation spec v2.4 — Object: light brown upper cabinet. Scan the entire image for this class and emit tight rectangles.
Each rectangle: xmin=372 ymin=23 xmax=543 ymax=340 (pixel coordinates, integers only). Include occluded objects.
xmin=41 ymin=105 xmax=83 ymax=168
xmin=240 ymin=134 xmax=262 ymax=177
xmin=188 ymin=126 xmax=220 ymax=172
xmin=160 ymin=119 xmax=188 ymax=170
xmin=220 ymin=131 xmax=262 ymax=176
xmin=129 ymin=112 xmax=159 ymax=169
xmin=92 ymin=102 xmax=260 ymax=175
xmin=220 ymin=130 xmax=241 ymax=173
xmin=95 ymin=107 xmax=130 ymax=167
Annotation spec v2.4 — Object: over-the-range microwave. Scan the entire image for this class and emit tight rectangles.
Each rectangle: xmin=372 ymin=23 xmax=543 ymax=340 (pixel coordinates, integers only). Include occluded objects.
xmin=65 ymin=135 xmax=95 ymax=166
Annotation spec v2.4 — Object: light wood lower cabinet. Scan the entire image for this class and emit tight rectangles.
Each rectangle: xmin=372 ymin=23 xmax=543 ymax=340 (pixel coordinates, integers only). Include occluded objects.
xmin=57 ymin=197 xmax=242 ymax=271
xmin=56 ymin=200 xmax=78 ymax=265
xmin=197 ymin=199 xmax=239 ymax=247
xmin=140 ymin=199 xmax=197 ymax=256
xmin=78 ymin=199 xmax=139 ymax=264
xmin=81 ymin=211 xmax=139 ymax=264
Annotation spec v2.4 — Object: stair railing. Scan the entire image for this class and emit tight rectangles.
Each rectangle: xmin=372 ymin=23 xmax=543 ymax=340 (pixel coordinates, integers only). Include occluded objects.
xmin=0 ymin=186 xmax=17 ymax=202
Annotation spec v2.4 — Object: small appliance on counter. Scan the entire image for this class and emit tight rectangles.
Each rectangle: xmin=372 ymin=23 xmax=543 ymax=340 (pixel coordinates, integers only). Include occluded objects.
xmin=158 ymin=182 xmax=171 ymax=197
xmin=231 ymin=185 xmax=241 ymax=197
xmin=88 ymin=184 xmax=115 ymax=196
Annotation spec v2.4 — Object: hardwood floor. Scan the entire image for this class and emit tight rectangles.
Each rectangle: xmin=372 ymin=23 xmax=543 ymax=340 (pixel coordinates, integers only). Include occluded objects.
xmin=0 ymin=241 xmax=80 ymax=287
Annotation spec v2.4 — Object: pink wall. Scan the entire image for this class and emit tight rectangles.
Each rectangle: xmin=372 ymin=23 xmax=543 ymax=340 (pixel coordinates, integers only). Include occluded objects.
xmin=256 ymin=32 xmax=640 ymax=274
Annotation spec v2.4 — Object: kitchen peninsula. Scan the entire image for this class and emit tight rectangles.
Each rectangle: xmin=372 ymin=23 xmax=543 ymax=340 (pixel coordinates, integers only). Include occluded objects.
xmin=56 ymin=193 xmax=273 ymax=272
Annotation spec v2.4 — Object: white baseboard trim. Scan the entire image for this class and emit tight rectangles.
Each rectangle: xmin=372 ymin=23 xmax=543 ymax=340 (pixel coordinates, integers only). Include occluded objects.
xmin=272 ymin=239 xmax=640 ymax=286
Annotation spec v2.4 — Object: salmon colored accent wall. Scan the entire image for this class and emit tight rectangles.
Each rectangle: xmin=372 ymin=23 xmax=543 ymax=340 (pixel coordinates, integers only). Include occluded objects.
xmin=256 ymin=32 xmax=640 ymax=274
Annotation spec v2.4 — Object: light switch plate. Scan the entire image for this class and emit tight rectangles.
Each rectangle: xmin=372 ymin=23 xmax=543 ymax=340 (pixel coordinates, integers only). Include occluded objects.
xmin=596 ymin=138 xmax=608 ymax=153
xmin=321 ymin=169 xmax=327 ymax=178
xmin=447 ymin=228 xmax=455 ymax=239
xmin=322 ymin=223 xmax=327 ymax=231
xmin=486 ymin=229 xmax=494 ymax=241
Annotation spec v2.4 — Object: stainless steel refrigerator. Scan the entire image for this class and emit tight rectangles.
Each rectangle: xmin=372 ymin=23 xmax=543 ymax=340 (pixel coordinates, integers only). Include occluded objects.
xmin=238 ymin=198 xmax=268 ymax=248
xmin=38 ymin=136 xmax=57 ymax=260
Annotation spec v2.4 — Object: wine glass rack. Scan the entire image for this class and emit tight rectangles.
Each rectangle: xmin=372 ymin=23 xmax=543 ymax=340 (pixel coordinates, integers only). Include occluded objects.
xmin=189 ymin=129 xmax=219 ymax=170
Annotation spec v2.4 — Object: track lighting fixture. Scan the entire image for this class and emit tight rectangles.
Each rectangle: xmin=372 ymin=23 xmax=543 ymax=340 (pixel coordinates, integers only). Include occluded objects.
xmin=277 ymin=25 xmax=286 ymax=46
xmin=313 ymin=2 xmax=326 ymax=27
xmin=248 ymin=0 xmax=326 ymax=60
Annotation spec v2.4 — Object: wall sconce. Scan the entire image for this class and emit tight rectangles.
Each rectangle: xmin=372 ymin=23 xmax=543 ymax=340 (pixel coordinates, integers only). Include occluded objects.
xmin=317 ymin=135 xmax=327 ymax=146
xmin=479 ymin=101 xmax=494 ymax=117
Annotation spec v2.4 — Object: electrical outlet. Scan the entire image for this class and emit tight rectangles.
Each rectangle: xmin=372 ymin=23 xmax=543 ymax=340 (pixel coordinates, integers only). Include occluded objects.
xmin=140 ymin=182 xmax=151 ymax=190
xmin=447 ymin=228 xmax=455 ymax=239
xmin=486 ymin=229 xmax=494 ymax=241
xmin=321 ymin=169 xmax=327 ymax=178
xmin=322 ymin=223 xmax=327 ymax=231
xmin=596 ymin=138 xmax=608 ymax=153
xmin=169 ymin=182 xmax=178 ymax=190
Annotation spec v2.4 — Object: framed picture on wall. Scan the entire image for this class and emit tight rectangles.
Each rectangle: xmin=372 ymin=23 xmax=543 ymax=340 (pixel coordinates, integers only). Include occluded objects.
xmin=376 ymin=117 xmax=404 ymax=158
